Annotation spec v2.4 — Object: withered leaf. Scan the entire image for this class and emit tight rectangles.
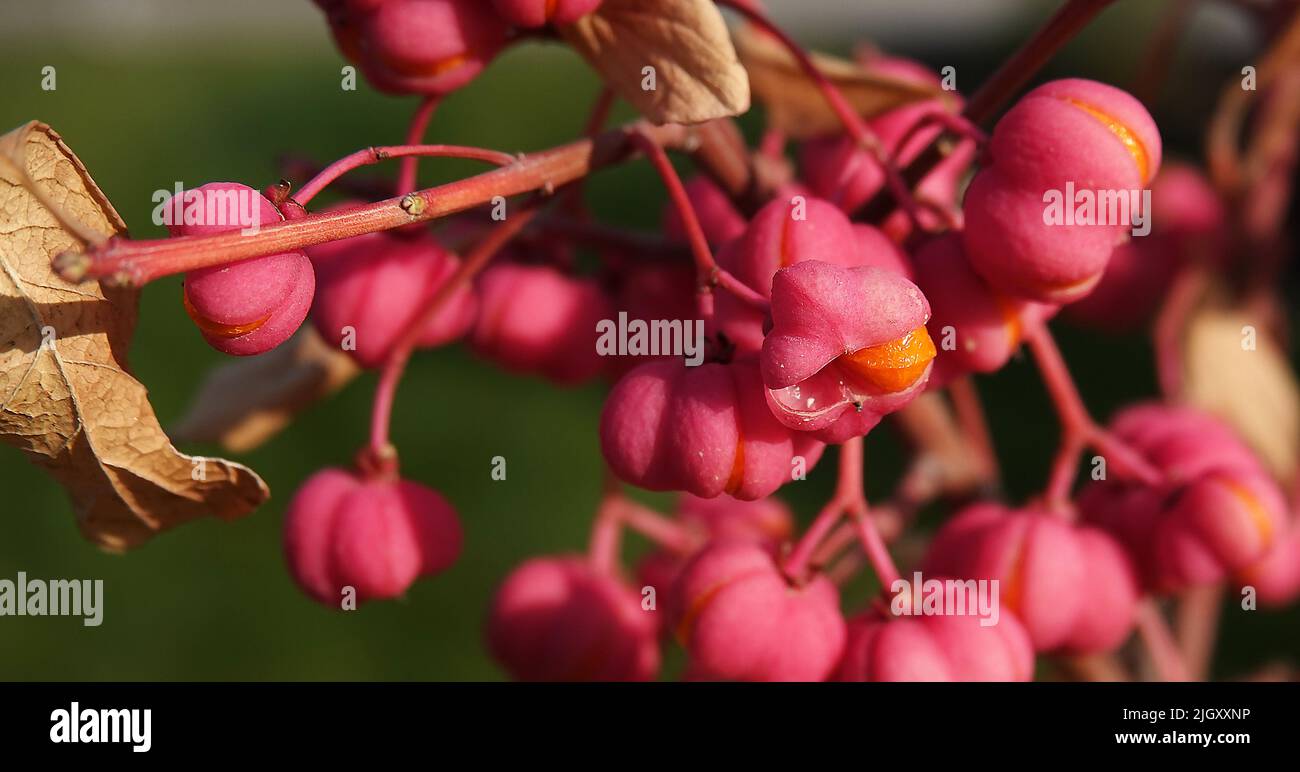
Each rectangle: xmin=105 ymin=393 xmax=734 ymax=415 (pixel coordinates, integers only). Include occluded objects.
xmin=561 ymin=0 xmax=750 ymax=125
xmin=0 ymin=121 xmax=269 ymax=552
xmin=172 ymin=326 xmax=359 ymax=453
xmin=1182 ymin=303 xmax=1300 ymax=486
xmin=733 ymin=24 xmax=955 ymax=139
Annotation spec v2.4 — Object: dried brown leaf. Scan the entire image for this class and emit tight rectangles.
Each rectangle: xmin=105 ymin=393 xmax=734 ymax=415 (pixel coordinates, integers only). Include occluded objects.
xmin=1182 ymin=303 xmax=1300 ymax=485
xmin=0 ymin=121 xmax=269 ymax=552
xmin=172 ymin=326 xmax=360 ymax=453
xmin=561 ymin=0 xmax=750 ymax=125
xmin=733 ymin=24 xmax=955 ymax=139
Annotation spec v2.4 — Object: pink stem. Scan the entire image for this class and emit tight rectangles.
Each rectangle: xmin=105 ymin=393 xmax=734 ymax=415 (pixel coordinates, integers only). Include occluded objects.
xmin=628 ymin=130 xmax=769 ymax=317
xmin=1135 ymin=599 xmax=1192 ymax=682
xmin=618 ymin=500 xmax=699 ymax=554
xmin=395 ymin=96 xmax=441 ymax=196
xmin=368 ymin=200 xmax=542 ymax=458
xmin=783 ymin=437 xmax=883 ymax=584
xmin=589 ymin=496 xmax=624 ymax=576
xmin=850 ymin=502 xmax=902 ymax=590
xmin=1024 ymin=321 xmax=1163 ymax=508
xmin=295 ymin=144 xmax=516 ymax=206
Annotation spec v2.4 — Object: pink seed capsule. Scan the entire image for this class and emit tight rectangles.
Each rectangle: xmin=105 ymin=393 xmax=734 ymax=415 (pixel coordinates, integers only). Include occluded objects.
xmin=491 ymin=0 xmax=603 ymax=27
xmin=661 ymin=176 xmax=748 ymax=248
xmin=637 ymin=495 xmax=795 ymax=635
xmin=911 ymin=234 xmax=1036 ymax=388
xmin=470 ymin=263 xmax=612 ymax=385
xmin=282 ymin=467 xmax=462 ymax=606
xmin=671 ymin=541 xmax=846 ymax=681
xmin=168 ymin=183 xmax=314 ymax=357
xmin=714 ymin=195 xmax=863 ymax=352
xmin=962 ymin=78 xmax=1162 ymax=303
xmin=836 ymin=609 xmax=1035 ymax=682
xmin=487 ymin=556 xmax=659 ymax=681
xmin=852 ymin=224 xmax=913 ymax=280
xmin=330 ymin=0 xmax=509 ymax=95
xmin=922 ymin=502 xmax=1140 ymax=653
xmin=1078 ymin=403 xmax=1288 ymax=591
xmin=600 ymin=356 xmax=825 ymax=499
xmin=309 ymin=228 xmax=477 ymax=369
xmin=759 ymin=260 xmax=935 ymax=443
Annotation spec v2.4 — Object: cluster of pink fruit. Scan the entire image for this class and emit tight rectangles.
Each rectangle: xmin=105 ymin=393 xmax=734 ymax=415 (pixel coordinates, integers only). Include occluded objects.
xmin=153 ymin=2 xmax=1300 ymax=681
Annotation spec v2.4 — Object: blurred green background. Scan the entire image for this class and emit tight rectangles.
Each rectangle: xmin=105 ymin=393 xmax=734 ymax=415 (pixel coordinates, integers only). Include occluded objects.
xmin=0 ymin=0 xmax=1295 ymax=680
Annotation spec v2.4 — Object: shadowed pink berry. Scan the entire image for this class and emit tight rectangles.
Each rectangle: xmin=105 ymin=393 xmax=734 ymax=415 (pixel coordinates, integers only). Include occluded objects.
xmin=606 ymin=259 xmax=698 ymax=379
xmin=470 ymin=263 xmax=612 ymax=385
xmin=760 ymin=260 xmax=935 ymax=443
xmin=600 ymin=357 xmax=825 ymax=499
xmin=1066 ymin=163 xmax=1226 ymax=331
xmin=309 ymin=228 xmax=477 ymax=369
xmin=836 ymin=609 xmax=1035 ymax=682
xmin=923 ymin=502 xmax=1140 ymax=653
xmin=168 ymin=183 xmax=314 ymax=357
xmin=491 ymin=0 xmax=603 ymax=27
xmin=661 ymin=176 xmax=747 ymax=248
xmin=283 ymin=467 xmax=462 ymax=606
xmin=487 ymin=556 xmax=659 ymax=681
xmin=671 ymin=541 xmax=845 ymax=681
xmin=962 ymin=79 xmax=1162 ymax=302
xmin=1079 ymin=404 xmax=1287 ymax=591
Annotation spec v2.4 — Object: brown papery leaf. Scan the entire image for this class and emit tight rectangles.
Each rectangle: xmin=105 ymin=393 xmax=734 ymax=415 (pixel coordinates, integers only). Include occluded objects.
xmin=0 ymin=121 xmax=268 ymax=552
xmin=733 ymin=24 xmax=955 ymax=139
xmin=560 ymin=0 xmax=750 ymax=125
xmin=172 ymin=326 xmax=360 ymax=453
xmin=1182 ymin=303 xmax=1300 ymax=486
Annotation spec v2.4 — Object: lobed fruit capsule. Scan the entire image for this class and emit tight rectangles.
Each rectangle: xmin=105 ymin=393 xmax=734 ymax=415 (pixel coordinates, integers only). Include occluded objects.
xmin=316 ymin=0 xmax=509 ymax=95
xmin=282 ymin=467 xmax=462 ymax=606
xmin=671 ymin=541 xmax=845 ymax=681
xmin=470 ymin=263 xmax=612 ymax=385
xmin=922 ymin=502 xmax=1140 ymax=653
xmin=636 ymin=495 xmax=794 ymax=630
xmin=600 ymin=357 xmax=825 ymax=499
xmin=962 ymin=79 xmax=1162 ymax=303
xmin=912 ymin=234 xmax=1056 ymax=387
xmin=168 ymin=183 xmax=315 ymax=357
xmin=605 ymin=259 xmax=698 ymax=380
xmin=836 ymin=609 xmax=1035 ymax=682
xmin=759 ymin=260 xmax=935 ymax=443
xmin=1078 ymin=404 xmax=1287 ymax=591
xmin=309 ymin=227 xmax=477 ymax=369
xmin=487 ymin=556 xmax=659 ymax=681
xmin=490 ymin=0 xmax=604 ymax=28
